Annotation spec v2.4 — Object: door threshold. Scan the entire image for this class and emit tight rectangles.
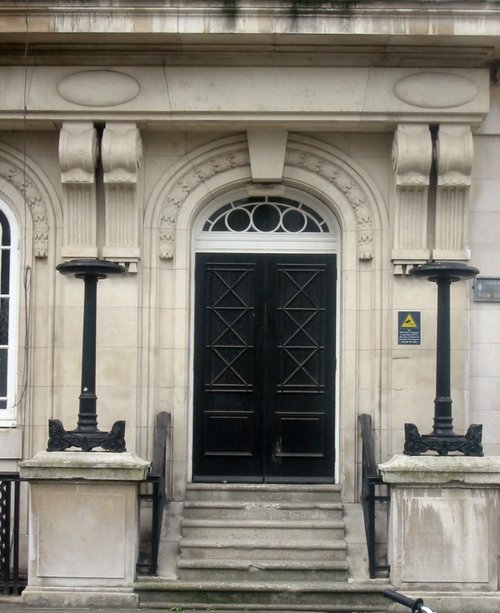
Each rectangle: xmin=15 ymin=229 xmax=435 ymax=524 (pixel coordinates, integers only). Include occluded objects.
xmin=192 ymin=478 xmax=336 ymax=485
xmin=187 ymin=482 xmax=341 ymax=489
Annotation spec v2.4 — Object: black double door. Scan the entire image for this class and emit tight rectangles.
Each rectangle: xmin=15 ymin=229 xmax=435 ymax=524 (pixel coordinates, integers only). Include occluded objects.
xmin=193 ymin=253 xmax=337 ymax=483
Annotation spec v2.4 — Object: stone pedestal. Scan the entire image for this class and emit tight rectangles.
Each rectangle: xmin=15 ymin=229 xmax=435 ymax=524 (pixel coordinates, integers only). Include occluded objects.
xmin=379 ymin=455 xmax=500 ymax=613
xmin=19 ymin=451 xmax=150 ymax=608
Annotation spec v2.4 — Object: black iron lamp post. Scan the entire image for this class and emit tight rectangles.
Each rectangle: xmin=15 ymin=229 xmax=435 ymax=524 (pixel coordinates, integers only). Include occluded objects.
xmin=47 ymin=259 xmax=127 ymax=452
xmin=404 ymin=261 xmax=483 ymax=456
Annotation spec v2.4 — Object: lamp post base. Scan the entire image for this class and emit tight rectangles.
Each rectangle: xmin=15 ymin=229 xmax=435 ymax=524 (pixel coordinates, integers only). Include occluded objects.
xmin=404 ymin=423 xmax=483 ymax=457
xmin=47 ymin=419 xmax=126 ymax=452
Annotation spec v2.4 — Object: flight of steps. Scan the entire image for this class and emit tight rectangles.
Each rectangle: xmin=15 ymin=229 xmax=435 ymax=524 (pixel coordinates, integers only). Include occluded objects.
xmin=178 ymin=483 xmax=348 ymax=583
xmin=136 ymin=483 xmax=388 ymax=611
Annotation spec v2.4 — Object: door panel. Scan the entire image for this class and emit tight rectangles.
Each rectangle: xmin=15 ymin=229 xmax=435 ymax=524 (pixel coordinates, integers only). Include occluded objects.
xmin=193 ymin=253 xmax=336 ymax=483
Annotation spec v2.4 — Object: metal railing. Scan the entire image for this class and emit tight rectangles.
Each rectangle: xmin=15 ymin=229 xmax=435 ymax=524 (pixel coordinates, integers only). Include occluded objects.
xmin=137 ymin=411 xmax=171 ymax=576
xmin=359 ymin=414 xmax=390 ymax=579
xmin=0 ymin=472 xmax=25 ymax=594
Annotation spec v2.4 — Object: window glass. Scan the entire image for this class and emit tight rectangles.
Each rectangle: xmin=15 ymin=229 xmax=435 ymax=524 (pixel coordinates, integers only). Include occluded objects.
xmin=203 ymin=196 xmax=330 ymax=234
xmin=0 ymin=204 xmax=18 ymax=426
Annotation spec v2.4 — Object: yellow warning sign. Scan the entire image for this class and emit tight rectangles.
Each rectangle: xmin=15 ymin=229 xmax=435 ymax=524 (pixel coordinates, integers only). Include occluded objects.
xmin=401 ymin=313 xmax=417 ymax=329
xmin=398 ymin=311 xmax=420 ymax=345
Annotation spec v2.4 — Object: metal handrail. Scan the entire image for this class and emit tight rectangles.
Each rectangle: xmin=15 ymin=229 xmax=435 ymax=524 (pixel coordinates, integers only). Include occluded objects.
xmin=137 ymin=411 xmax=171 ymax=576
xmin=359 ymin=414 xmax=390 ymax=578
xmin=0 ymin=472 xmax=25 ymax=594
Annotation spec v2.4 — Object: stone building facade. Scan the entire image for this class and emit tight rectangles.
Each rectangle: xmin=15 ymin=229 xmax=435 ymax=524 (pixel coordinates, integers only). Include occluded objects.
xmin=1 ymin=1 xmax=500 ymax=610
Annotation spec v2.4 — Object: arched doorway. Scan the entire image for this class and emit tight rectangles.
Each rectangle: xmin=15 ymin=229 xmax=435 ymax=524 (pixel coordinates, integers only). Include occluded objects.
xmin=191 ymin=188 xmax=340 ymax=483
xmin=145 ymin=133 xmax=388 ymax=501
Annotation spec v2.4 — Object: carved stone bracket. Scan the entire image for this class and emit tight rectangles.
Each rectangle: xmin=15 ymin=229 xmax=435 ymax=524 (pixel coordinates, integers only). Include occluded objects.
xmin=433 ymin=124 xmax=473 ymax=261
xmin=0 ymin=155 xmax=49 ymax=258
xmin=102 ymin=122 xmax=142 ymax=267
xmin=392 ymin=124 xmax=432 ymax=266
xmin=59 ymin=122 xmax=98 ymax=259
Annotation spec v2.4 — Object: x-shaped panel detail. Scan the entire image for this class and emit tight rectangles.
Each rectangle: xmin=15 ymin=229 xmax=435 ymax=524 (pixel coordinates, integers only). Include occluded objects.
xmin=278 ymin=267 xmax=325 ymax=391
xmin=206 ymin=267 xmax=254 ymax=390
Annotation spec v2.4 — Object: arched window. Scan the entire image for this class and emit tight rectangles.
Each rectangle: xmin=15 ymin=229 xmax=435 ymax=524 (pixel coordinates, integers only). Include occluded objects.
xmin=203 ymin=196 xmax=330 ymax=234
xmin=194 ymin=189 xmax=340 ymax=254
xmin=0 ymin=202 xmax=19 ymax=426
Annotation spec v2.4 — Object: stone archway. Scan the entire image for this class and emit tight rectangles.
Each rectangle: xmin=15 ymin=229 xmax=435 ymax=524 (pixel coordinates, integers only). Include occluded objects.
xmin=143 ymin=133 xmax=388 ymax=501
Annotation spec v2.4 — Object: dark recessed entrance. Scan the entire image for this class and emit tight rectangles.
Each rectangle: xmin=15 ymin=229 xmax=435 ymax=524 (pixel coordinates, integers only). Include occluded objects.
xmin=193 ymin=253 xmax=337 ymax=483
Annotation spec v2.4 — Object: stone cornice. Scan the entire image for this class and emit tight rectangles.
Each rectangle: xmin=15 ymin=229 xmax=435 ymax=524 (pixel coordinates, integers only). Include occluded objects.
xmin=0 ymin=45 xmax=492 ymax=71
xmin=3 ymin=1 xmax=500 ymax=19
xmin=1 ymin=2 xmax=500 ymax=58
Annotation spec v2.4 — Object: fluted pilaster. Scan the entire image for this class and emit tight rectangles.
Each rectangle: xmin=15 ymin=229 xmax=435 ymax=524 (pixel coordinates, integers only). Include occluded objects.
xmin=434 ymin=124 xmax=473 ymax=261
xmin=101 ymin=122 xmax=142 ymax=269
xmin=392 ymin=124 xmax=432 ymax=271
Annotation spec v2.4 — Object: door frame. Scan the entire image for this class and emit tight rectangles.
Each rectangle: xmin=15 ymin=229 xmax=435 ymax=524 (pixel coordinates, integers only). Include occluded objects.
xmin=188 ymin=187 xmax=342 ymax=483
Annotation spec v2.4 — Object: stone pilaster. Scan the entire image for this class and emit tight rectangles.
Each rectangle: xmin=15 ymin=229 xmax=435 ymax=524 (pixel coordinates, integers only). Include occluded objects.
xmin=391 ymin=124 xmax=432 ymax=272
xmin=433 ymin=124 xmax=473 ymax=261
xmin=101 ymin=122 xmax=142 ymax=270
xmin=59 ymin=122 xmax=98 ymax=258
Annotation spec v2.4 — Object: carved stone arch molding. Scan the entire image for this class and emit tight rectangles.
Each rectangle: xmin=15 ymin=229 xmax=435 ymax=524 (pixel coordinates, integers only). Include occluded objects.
xmin=0 ymin=142 xmax=62 ymax=259
xmin=285 ymin=135 xmax=386 ymax=261
xmin=151 ymin=134 xmax=386 ymax=262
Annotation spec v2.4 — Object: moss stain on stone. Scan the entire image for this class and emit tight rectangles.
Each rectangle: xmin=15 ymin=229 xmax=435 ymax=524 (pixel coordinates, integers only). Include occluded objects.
xmin=218 ymin=0 xmax=357 ymax=19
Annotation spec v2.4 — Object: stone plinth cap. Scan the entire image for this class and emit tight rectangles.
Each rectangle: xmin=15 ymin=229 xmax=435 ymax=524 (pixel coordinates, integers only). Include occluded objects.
xmin=19 ymin=451 xmax=150 ymax=481
xmin=379 ymin=454 xmax=500 ymax=486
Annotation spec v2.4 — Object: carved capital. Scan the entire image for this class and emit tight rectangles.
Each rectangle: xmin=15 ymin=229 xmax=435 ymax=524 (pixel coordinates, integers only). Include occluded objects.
xmin=102 ymin=122 xmax=142 ymax=184
xmin=392 ymin=124 xmax=432 ymax=264
xmin=437 ymin=124 xmax=473 ymax=187
xmin=59 ymin=122 xmax=97 ymax=184
xmin=392 ymin=124 xmax=432 ymax=186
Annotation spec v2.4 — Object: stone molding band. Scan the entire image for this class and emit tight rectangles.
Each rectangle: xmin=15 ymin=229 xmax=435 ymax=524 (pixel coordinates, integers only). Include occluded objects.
xmin=158 ymin=135 xmax=379 ymax=261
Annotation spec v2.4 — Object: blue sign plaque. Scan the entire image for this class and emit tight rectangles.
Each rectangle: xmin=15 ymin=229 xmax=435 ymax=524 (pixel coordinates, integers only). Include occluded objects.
xmin=398 ymin=311 xmax=421 ymax=345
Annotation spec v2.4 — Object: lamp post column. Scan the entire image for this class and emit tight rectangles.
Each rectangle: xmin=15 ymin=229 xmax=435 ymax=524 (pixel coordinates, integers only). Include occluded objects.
xmin=404 ymin=261 xmax=483 ymax=456
xmin=77 ymin=269 xmax=99 ymax=431
xmin=433 ymin=272 xmax=454 ymax=437
xmin=47 ymin=258 xmax=127 ymax=452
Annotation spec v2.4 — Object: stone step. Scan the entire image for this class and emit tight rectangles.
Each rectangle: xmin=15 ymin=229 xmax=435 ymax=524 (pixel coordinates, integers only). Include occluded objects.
xmin=135 ymin=580 xmax=389 ymax=611
xmin=181 ymin=518 xmax=346 ymax=540
xmin=173 ymin=484 xmax=352 ymax=599
xmin=183 ymin=500 xmax=344 ymax=521
xmin=176 ymin=558 xmax=349 ymax=582
xmin=179 ymin=538 xmax=348 ymax=561
xmin=185 ymin=483 xmax=342 ymax=503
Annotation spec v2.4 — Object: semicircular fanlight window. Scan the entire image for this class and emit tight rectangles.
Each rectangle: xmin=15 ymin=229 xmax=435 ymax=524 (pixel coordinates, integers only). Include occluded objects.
xmin=203 ymin=196 xmax=329 ymax=234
